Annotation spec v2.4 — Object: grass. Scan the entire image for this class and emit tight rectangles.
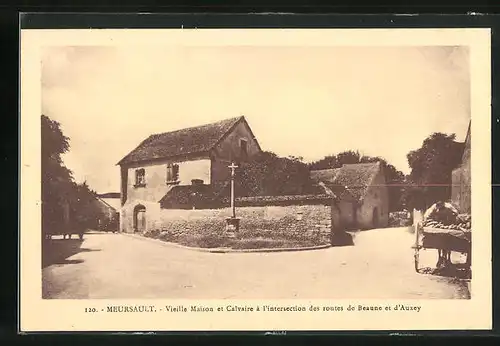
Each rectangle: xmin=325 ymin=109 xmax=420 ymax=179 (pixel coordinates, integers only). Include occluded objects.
xmin=143 ymin=226 xmax=329 ymax=249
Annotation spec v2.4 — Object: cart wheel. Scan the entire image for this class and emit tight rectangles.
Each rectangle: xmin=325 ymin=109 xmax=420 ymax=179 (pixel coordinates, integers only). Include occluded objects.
xmin=414 ymin=248 xmax=420 ymax=272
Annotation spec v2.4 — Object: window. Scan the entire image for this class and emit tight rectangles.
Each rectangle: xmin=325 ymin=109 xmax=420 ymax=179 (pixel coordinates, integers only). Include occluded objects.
xmin=240 ymin=139 xmax=248 ymax=159
xmin=135 ymin=168 xmax=146 ymax=187
xmin=167 ymin=163 xmax=180 ymax=184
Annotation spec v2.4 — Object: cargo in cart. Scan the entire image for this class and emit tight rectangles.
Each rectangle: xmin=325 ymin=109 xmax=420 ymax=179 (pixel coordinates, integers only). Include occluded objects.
xmin=414 ymin=202 xmax=471 ymax=273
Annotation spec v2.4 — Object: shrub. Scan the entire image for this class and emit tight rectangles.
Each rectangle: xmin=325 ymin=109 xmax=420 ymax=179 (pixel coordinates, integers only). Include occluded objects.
xmin=388 ymin=212 xmax=412 ymax=227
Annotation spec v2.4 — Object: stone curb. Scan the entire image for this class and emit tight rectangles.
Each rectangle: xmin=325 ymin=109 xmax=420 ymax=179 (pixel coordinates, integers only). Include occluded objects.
xmin=119 ymin=232 xmax=331 ymax=253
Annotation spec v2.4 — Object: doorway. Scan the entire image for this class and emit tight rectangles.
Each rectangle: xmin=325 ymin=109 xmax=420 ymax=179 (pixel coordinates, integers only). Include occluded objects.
xmin=133 ymin=204 xmax=146 ymax=232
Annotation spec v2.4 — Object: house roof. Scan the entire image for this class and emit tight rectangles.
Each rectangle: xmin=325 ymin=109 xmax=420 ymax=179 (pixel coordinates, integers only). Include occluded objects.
xmin=100 ymin=197 xmax=121 ymax=211
xmin=310 ymin=162 xmax=381 ymax=202
xmin=159 ymin=182 xmax=230 ymax=208
xmin=235 ymin=194 xmax=333 ymax=207
xmin=96 ymin=197 xmax=119 ymax=212
xmin=98 ymin=192 xmax=120 ymax=199
xmin=310 ymin=168 xmax=341 ymax=184
xmin=118 ymin=116 xmax=258 ymax=165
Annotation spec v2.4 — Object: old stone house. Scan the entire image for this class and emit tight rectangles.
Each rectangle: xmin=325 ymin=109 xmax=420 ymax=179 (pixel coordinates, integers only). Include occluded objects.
xmin=451 ymin=121 xmax=471 ymax=214
xmin=117 ymin=116 xmax=261 ymax=233
xmin=310 ymin=162 xmax=389 ymax=230
xmin=96 ymin=193 xmax=121 ymax=231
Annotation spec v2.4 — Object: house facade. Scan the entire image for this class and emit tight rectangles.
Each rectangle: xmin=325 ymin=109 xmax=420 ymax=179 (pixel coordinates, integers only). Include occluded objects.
xmin=451 ymin=121 xmax=471 ymax=214
xmin=311 ymin=162 xmax=389 ymax=230
xmin=117 ymin=116 xmax=261 ymax=233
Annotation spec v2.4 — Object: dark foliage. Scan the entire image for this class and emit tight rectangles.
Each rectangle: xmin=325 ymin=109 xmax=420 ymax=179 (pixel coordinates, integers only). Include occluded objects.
xmin=42 ymin=115 xmax=105 ymax=236
xmin=405 ymin=132 xmax=464 ymax=210
xmin=236 ymin=151 xmax=317 ymax=197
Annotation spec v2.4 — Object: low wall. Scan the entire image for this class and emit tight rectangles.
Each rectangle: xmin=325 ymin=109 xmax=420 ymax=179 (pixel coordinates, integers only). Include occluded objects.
xmin=156 ymin=203 xmax=332 ymax=243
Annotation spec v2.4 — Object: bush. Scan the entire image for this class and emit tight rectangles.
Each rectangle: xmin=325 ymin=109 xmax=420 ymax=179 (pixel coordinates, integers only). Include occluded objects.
xmin=230 ymin=238 xmax=318 ymax=250
xmin=388 ymin=211 xmax=412 ymax=227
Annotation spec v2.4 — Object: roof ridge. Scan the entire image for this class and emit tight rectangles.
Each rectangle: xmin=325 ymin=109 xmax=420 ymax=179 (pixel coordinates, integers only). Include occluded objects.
xmin=96 ymin=196 xmax=117 ymax=211
xmin=310 ymin=167 xmax=340 ymax=171
xmin=342 ymin=161 xmax=380 ymax=167
xmin=149 ymin=116 xmax=242 ymax=138
xmin=117 ymin=115 xmax=245 ymax=166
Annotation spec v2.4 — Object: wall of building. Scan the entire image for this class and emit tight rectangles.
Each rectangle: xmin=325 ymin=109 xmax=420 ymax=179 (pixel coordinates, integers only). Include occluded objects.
xmin=120 ymin=199 xmax=161 ymax=233
xmin=211 ymin=120 xmax=261 ymax=183
xmin=124 ymin=157 xmax=211 ymax=205
xmin=119 ymin=156 xmax=211 ymax=233
xmin=356 ymin=169 xmax=389 ymax=229
xmin=451 ymin=168 xmax=462 ymax=209
xmin=338 ymin=200 xmax=356 ymax=230
xmin=94 ymin=199 xmax=119 ymax=231
xmin=210 ymin=156 xmax=232 ymax=185
xmin=451 ymin=128 xmax=471 ymax=214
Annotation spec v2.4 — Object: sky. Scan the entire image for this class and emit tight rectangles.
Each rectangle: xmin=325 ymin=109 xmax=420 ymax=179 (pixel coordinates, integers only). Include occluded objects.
xmin=41 ymin=45 xmax=471 ymax=194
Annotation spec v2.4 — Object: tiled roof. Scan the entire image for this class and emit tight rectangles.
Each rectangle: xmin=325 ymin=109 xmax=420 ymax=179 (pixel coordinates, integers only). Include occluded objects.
xmin=159 ymin=182 xmax=230 ymax=209
xmin=100 ymin=197 xmax=121 ymax=211
xmin=310 ymin=168 xmax=340 ymax=184
xmin=118 ymin=116 xmax=245 ymax=165
xmin=235 ymin=194 xmax=333 ymax=207
xmin=310 ymin=162 xmax=381 ymax=202
xmin=98 ymin=192 xmax=120 ymax=199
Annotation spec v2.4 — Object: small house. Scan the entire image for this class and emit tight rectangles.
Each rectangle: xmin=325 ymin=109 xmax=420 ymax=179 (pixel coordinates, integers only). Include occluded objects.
xmin=96 ymin=192 xmax=121 ymax=231
xmin=311 ymin=162 xmax=389 ymax=230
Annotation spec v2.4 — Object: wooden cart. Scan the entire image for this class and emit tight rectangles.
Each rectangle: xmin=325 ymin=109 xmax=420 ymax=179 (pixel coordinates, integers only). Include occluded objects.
xmin=413 ymin=222 xmax=471 ymax=272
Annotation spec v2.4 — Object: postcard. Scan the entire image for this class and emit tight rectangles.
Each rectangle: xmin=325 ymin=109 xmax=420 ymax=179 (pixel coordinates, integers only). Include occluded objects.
xmin=20 ymin=25 xmax=492 ymax=332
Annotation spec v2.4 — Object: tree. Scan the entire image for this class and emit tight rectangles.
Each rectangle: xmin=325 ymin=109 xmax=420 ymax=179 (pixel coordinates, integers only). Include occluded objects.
xmin=237 ymin=151 xmax=317 ymax=197
xmin=71 ymin=181 xmax=104 ymax=230
xmin=406 ymin=132 xmax=464 ymax=209
xmin=337 ymin=150 xmax=361 ymax=166
xmin=41 ymin=114 xmax=74 ymax=236
xmin=42 ymin=114 xmax=105 ymax=236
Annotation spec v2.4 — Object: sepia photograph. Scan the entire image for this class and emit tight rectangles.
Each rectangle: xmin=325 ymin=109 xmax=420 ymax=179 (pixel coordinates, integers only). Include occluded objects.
xmin=20 ymin=27 xmax=491 ymax=332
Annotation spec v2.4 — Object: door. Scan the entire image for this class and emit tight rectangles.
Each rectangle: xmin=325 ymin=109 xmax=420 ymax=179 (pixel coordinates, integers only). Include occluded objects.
xmin=137 ymin=210 xmax=146 ymax=232
xmin=133 ymin=205 xmax=146 ymax=232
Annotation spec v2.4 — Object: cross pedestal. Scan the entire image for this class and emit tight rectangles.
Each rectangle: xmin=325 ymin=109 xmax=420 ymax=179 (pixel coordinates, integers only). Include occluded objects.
xmin=225 ymin=217 xmax=240 ymax=238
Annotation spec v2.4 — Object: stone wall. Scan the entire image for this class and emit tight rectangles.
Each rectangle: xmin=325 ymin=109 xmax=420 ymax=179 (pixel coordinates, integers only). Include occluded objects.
xmin=156 ymin=203 xmax=332 ymax=243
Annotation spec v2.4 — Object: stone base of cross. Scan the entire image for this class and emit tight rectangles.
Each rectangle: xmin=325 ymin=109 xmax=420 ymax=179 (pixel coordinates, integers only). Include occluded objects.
xmin=225 ymin=217 xmax=240 ymax=237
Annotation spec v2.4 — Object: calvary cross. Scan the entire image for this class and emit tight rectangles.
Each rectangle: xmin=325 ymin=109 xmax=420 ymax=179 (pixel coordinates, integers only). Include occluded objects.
xmin=228 ymin=162 xmax=239 ymax=218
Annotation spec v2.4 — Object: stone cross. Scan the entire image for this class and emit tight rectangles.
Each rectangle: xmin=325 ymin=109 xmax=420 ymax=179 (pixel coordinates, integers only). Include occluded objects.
xmin=228 ymin=162 xmax=239 ymax=218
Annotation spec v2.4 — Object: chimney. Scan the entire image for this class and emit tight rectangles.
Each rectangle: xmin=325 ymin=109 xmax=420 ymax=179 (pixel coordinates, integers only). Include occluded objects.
xmin=191 ymin=179 xmax=204 ymax=186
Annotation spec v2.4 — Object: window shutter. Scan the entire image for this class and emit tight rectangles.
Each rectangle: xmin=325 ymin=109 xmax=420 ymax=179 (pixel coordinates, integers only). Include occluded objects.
xmin=173 ymin=164 xmax=179 ymax=181
xmin=167 ymin=164 xmax=179 ymax=182
xmin=166 ymin=164 xmax=172 ymax=182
